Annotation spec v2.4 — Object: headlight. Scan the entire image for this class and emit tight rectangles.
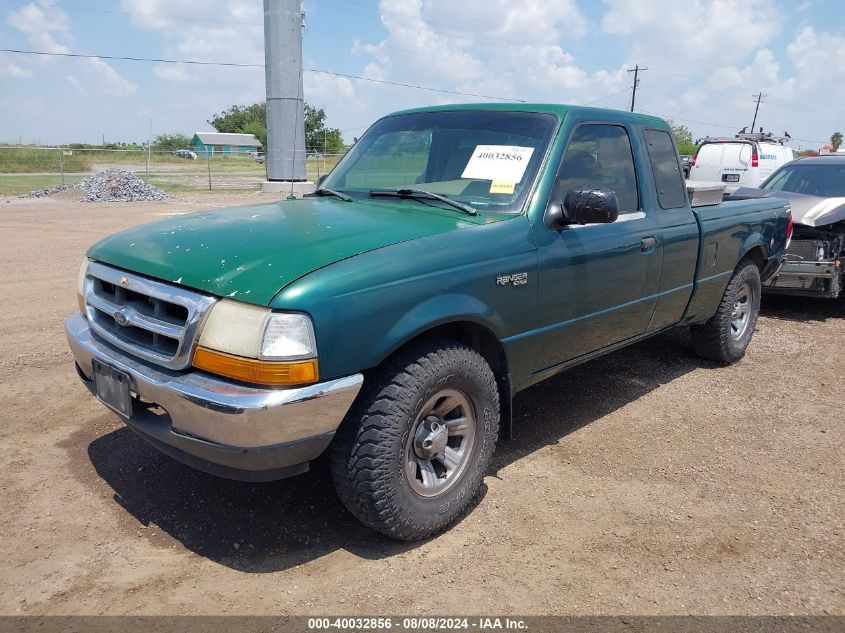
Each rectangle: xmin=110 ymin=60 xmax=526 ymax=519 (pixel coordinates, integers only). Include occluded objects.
xmin=194 ymin=299 xmax=318 ymax=386
xmin=196 ymin=300 xmax=269 ymax=358
xmin=77 ymin=257 xmax=89 ymax=313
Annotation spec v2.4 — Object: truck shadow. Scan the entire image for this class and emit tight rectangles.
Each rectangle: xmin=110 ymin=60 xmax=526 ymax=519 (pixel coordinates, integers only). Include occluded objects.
xmin=760 ymin=294 xmax=845 ymax=323
xmin=86 ymin=430 xmax=413 ymax=572
xmin=495 ymin=327 xmax=699 ymax=470
xmin=86 ymin=327 xmax=702 ymax=573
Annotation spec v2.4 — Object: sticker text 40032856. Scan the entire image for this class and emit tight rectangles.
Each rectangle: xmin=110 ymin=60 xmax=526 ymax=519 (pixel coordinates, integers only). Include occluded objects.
xmin=461 ymin=145 xmax=535 ymax=184
xmin=477 ymin=151 xmax=525 ymax=161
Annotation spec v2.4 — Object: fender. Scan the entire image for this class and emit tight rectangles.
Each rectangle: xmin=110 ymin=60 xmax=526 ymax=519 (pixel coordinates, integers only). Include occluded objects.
xmin=380 ymin=293 xmax=507 ymax=363
xmin=740 ymin=234 xmax=768 ymax=263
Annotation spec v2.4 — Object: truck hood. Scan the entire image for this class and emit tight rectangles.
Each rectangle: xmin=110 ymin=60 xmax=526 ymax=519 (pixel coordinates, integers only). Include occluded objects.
xmin=733 ymin=187 xmax=845 ymax=227
xmin=87 ymin=197 xmax=485 ymax=305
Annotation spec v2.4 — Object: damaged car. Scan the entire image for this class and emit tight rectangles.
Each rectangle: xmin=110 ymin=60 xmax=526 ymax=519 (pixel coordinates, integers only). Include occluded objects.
xmin=732 ymin=155 xmax=845 ymax=299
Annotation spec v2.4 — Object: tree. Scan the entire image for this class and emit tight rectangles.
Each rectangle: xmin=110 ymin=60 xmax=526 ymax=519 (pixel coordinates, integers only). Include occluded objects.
xmin=207 ymin=103 xmax=266 ymax=134
xmin=667 ymin=119 xmax=697 ymax=155
xmin=153 ymin=133 xmax=193 ymax=151
xmin=238 ymin=121 xmax=268 ymax=148
xmin=207 ymin=102 xmax=345 ymax=152
xmin=832 ymin=131 xmax=843 ymax=152
xmin=304 ymin=103 xmax=344 ymax=153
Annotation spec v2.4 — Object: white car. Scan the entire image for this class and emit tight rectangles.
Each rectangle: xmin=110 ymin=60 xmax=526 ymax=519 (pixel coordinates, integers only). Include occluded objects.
xmin=689 ymin=133 xmax=797 ymax=192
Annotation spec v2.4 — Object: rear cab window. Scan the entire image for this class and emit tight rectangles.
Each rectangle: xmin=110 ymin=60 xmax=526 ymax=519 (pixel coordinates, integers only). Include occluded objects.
xmin=644 ymin=129 xmax=687 ymax=209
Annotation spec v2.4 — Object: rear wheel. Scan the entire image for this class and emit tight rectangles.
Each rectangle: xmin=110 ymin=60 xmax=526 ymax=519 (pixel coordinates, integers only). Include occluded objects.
xmin=330 ymin=339 xmax=499 ymax=541
xmin=691 ymin=259 xmax=761 ymax=364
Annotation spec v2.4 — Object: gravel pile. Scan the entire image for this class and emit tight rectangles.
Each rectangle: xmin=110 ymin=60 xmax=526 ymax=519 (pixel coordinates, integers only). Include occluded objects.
xmin=23 ymin=168 xmax=171 ymax=202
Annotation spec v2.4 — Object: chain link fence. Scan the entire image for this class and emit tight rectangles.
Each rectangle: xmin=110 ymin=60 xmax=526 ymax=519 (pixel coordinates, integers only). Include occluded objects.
xmin=0 ymin=146 xmax=344 ymax=197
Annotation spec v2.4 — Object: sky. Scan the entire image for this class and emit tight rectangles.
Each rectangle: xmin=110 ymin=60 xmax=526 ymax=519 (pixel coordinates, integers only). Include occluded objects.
xmin=0 ymin=0 xmax=843 ymax=150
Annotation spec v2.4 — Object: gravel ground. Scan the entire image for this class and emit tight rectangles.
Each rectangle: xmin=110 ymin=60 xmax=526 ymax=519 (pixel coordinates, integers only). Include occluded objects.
xmin=0 ymin=193 xmax=842 ymax=616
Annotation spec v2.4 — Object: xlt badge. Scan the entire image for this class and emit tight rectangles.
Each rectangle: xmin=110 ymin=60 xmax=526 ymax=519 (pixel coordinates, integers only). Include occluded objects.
xmin=497 ymin=272 xmax=528 ymax=286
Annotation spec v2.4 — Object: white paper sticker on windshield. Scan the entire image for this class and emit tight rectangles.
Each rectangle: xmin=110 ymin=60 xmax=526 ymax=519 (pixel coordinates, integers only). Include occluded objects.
xmin=461 ymin=145 xmax=535 ymax=183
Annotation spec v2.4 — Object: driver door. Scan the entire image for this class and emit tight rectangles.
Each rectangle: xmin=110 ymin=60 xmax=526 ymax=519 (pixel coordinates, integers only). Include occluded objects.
xmin=530 ymin=122 xmax=662 ymax=372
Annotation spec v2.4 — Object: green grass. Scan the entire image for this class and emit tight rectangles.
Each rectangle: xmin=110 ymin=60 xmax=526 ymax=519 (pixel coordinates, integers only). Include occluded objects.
xmin=0 ymin=153 xmax=343 ymax=196
xmin=0 ymin=147 xmax=92 ymax=173
xmin=0 ymin=174 xmax=82 ymax=196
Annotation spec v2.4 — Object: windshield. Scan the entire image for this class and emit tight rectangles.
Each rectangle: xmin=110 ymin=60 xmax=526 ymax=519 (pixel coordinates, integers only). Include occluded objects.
xmin=322 ymin=110 xmax=558 ymax=213
xmin=762 ymin=162 xmax=845 ymax=197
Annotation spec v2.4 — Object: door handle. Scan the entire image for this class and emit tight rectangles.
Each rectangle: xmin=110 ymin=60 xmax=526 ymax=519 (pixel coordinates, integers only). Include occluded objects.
xmin=641 ymin=236 xmax=657 ymax=252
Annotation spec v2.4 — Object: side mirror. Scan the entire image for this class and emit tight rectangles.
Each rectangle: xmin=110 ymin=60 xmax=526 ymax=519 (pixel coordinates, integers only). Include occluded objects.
xmin=317 ymin=174 xmax=328 ymax=187
xmin=545 ymin=188 xmax=620 ymax=230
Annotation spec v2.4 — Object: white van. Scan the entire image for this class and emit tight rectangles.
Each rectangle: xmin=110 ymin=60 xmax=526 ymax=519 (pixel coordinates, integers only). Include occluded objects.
xmin=689 ymin=136 xmax=797 ymax=192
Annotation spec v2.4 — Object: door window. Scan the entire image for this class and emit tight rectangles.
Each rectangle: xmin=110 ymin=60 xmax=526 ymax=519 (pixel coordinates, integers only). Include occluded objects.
xmin=644 ymin=129 xmax=687 ymax=209
xmin=555 ymin=124 xmax=640 ymax=214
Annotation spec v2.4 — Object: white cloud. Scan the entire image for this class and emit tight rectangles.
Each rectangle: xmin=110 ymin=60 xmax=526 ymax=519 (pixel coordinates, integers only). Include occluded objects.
xmin=153 ymin=64 xmax=191 ymax=82
xmin=601 ymin=0 xmax=782 ymax=71
xmin=422 ymin=0 xmax=586 ymax=42
xmin=373 ymin=0 xmax=484 ymax=84
xmin=0 ymin=60 xmax=32 ymax=78
xmin=303 ymin=71 xmax=366 ymax=113
xmin=361 ymin=62 xmax=387 ymax=82
xmin=87 ymin=58 xmax=138 ymax=97
xmin=707 ymin=49 xmax=782 ymax=92
xmin=351 ymin=0 xmax=597 ymax=109
xmin=122 ymin=0 xmax=263 ymax=65
xmin=6 ymin=0 xmax=72 ymax=56
xmin=65 ymin=74 xmax=86 ymax=95
xmin=120 ymin=0 xmax=266 ymax=113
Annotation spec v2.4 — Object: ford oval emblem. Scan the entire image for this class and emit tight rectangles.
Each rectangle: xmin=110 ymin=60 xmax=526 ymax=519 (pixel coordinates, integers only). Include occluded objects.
xmin=114 ymin=310 xmax=130 ymax=327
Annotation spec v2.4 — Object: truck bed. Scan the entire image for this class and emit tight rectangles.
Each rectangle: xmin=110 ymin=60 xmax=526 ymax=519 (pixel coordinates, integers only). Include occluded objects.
xmin=684 ymin=197 xmax=791 ymax=323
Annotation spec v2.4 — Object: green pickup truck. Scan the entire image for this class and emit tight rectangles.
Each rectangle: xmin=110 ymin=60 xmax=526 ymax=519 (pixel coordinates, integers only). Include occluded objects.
xmin=67 ymin=104 xmax=791 ymax=540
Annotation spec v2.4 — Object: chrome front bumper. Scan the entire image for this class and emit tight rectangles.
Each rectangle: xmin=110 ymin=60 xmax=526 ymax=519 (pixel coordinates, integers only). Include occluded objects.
xmin=66 ymin=312 xmax=364 ymax=481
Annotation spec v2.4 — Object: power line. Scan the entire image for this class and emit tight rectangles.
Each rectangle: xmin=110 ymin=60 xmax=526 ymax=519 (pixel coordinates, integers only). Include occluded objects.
xmin=0 ymin=48 xmax=524 ymax=101
xmin=54 ymin=0 xmax=626 ymax=73
xmin=1 ymin=48 xmax=263 ymax=67
xmin=312 ymin=0 xmax=629 ymax=72
xmin=639 ymin=108 xmax=828 ymax=145
xmin=49 ymin=0 xmax=696 ymax=91
xmin=54 ymin=4 xmax=263 ymax=27
xmin=53 ymin=1 xmax=636 ymax=83
xmin=310 ymin=68 xmax=524 ymax=102
xmin=583 ymin=87 xmax=631 ymax=106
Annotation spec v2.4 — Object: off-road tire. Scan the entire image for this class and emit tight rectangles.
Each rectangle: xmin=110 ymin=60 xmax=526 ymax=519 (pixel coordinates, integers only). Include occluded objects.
xmin=330 ymin=339 xmax=499 ymax=541
xmin=691 ymin=258 xmax=761 ymax=364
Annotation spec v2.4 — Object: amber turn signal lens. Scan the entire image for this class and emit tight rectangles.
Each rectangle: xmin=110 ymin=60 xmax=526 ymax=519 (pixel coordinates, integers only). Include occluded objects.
xmin=192 ymin=347 xmax=318 ymax=386
xmin=77 ymin=294 xmax=86 ymax=314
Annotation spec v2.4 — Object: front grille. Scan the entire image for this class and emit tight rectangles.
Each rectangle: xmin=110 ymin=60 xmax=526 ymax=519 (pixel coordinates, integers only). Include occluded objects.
xmin=83 ymin=261 xmax=217 ymax=369
xmin=769 ymin=275 xmax=819 ymax=290
xmin=785 ymin=239 xmax=829 ymax=262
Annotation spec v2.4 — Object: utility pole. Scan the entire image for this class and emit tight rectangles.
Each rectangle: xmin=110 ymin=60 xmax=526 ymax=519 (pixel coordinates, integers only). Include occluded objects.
xmin=627 ymin=64 xmax=647 ymax=112
xmin=263 ymin=0 xmax=306 ymax=183
xmin=750 ymin=93 xmax=767 ymax=132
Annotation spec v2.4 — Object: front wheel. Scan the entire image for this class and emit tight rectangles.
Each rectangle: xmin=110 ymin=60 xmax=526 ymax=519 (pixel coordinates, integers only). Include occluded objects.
xmin=691 ymin=259 xmax=762 ymax=364
xmin=330 ymin=339 xmax=500 ymax=541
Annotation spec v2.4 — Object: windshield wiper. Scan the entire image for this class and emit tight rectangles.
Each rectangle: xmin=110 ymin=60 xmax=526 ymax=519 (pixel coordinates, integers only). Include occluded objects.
xmin=370 ymin=188 xmax=477 ymax=216
xmin=306 ymin=187 xmax=353 ymax=202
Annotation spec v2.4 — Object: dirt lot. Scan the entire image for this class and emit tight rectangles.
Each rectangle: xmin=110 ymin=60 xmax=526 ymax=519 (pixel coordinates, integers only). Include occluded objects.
xmin=0 ymin=193 xmax=842 ymax=616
